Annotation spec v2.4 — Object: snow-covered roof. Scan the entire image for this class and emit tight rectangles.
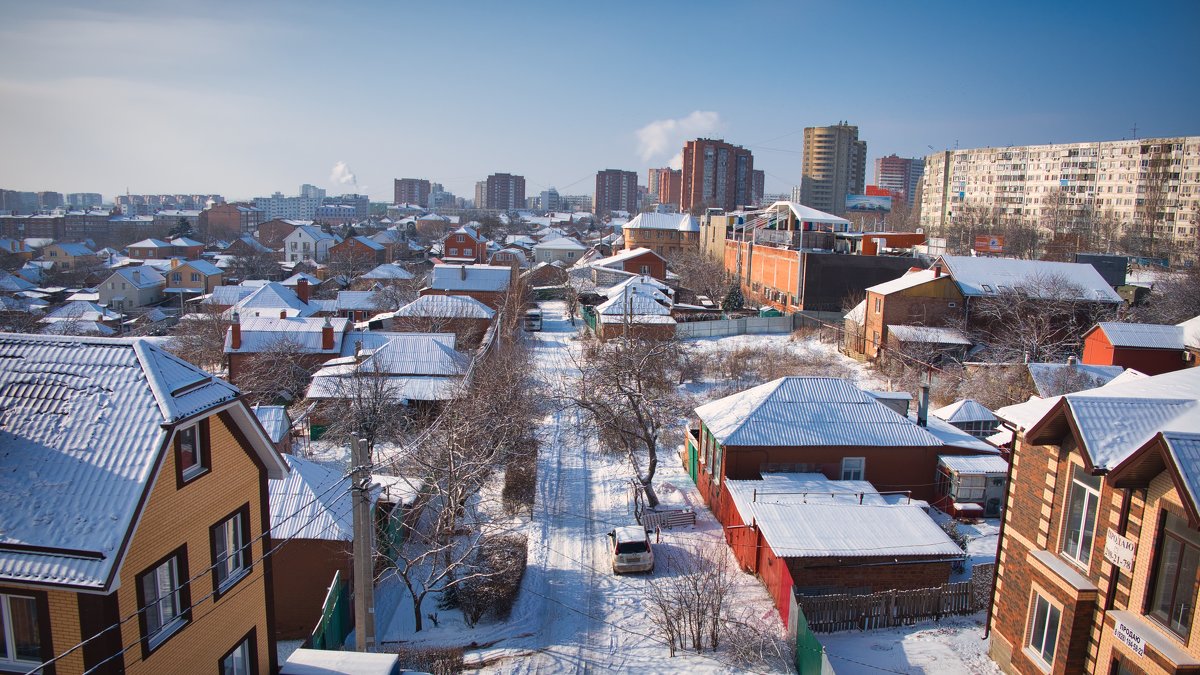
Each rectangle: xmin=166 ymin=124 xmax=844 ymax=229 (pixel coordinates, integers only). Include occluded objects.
xmin=179 ymin=259 xmax=223 ymax=276
xmin=844 ymin=299 xmax=866 ymax=324
xmin=491 ymin=247 xmax=528 ymax=265
xmin=887 ymin=325 xmax=972 ymax=345
xmin=306 ymin=333 xmax=467 ymax=401
xmin=0 ymin=271 xmax=37 ymax=292
xmin=932 ymin=399 xmax=998 ymax=424
xmin=108 ymin=265 xmax=165 ymax=289
xmin=908 ymin=411 xmax=999 ymax=452
xmin=389 ymin=294 xmax=495 ymax=320
xmin=938 ymin=454 xmax=1009 ymax=475
xmin=226 ymin=235 xmax=273 ymax=254
xmin=1026 ymin=362 xmax=1125 ymax=398
xmin=345 ymin=235 xmax=385 ymax=251
xmin=281 ymin=272 xmax=321 ymax=287
xmin=52 ymin=242 xmax=96 ymax=256
xmin=866 ymin=269 xmax=939 ymax=296
xmin=224 ymin=316 xmax=349 ymax=353
xmin=938 ymin=255 xmax=1122 ymax=303
xmin=723 ymin=474 xmax=962 ymax=559
xmin=765 ymin=201 xmax=851 ymax=226
xmin=361 ymin=263 xmax=414 ymax=280
xmin=696 ymin=376 xmax=959 ymax=448
xmin=127 ymin=238 xmax=172 ymax=249
xmin=289 ymin=225 xmax=340 ymax=242
xmin=41 ymin=320 xmax=115 ymax=336
xmin=41 ymin=300 xmax=119 ymax=323
xmin=1180 ymin=315 xmax=1200 ymax=350
xmin=335 ymin=290 xmax=381 ymax=311
xmin=428 ymin=264 xmax=512 ymax=292
xmin=1019 ymin=367 xmax=1200 ymax=471
xmin=590 ymin=247 xmax=663 ymax=270
xmin=228 ymin=282 xmax=313 ymax=318
xmin=533 ymin=236 xmax=587 ymax=252
xmin=203 ymin=285 xmax=257 ymax=307
xmin=623 ymin=212 xmax=699 ymax=232
xmin=253 ymin=405 xmax=291 ymax=444
xmin=169 ymin=237 xmax=203 ymax=247
xmin=0 ymin=334 xmax=282 ymax=589
xmin=270 ymin=455 xmax=354 ymax=541
xmin=1090 ymin=322 xmax=1186 ymax=350
xmin=595 ymin=283 xmax=673 ymax=319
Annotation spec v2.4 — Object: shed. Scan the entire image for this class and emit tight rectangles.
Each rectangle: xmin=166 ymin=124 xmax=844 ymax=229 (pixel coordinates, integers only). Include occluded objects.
xmin=935 ymin=454 xmax=1009 ymax=518
xmin=1081 ymin=321 xmax=1189 ymax=375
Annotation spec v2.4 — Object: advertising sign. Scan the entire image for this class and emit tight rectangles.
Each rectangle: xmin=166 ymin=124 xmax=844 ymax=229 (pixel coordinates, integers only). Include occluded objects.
xmin=1114 ymin=620 xmax=1145 ymax=657
xmin=1104 ymin=528 xmax=1137 ymax=572
xmin=973 ymin=235 xmax=1004 ymax=253
xmin=846 ymin=195 xmax=892 ymax=212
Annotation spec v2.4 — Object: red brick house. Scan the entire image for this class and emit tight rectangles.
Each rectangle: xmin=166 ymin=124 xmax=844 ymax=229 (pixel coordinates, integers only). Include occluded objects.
xmin=441 ymin=225 xmax=486 ymax=264
xmin=989 ymin=367 xmax=1200 ymax=675
xmin=224 ymin=315 xmax=350 ymax=387
xmin=421 ymin=264 xmax=514 ymax=310
xmin=1081 ymin=322 xmax=1189 ymax=376
xmin=256 ymin=219 xmax=303 ymax=250
xmin=329 ymin=236 xmax=387 ymax=269
xmin=589 ymin=247 xmax=667 ymax=282
xmin=126 ymin=238 xmax=174 ymax=259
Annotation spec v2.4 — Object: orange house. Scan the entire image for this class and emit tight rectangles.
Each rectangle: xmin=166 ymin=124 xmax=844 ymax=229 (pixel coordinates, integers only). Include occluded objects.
xmin=0 ymin=334 xmax=288 ymax=674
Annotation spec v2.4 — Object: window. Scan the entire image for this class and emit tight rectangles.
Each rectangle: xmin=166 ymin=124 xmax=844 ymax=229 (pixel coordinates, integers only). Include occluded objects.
xmin=211 ymin=505 xmax=251 ymax=595
xmin=639 ymin=265 xmax=651 ymax=275
xmin=464 ymin=248 xmax=473 ymax=257
xmin=0 ymin=593 xmax=41 ymax=668
xmin=1148 ymin=512 xmax=1200 ymax=637
xmin=449 ymin=247 xmax=458 ymax=256
xmin=191 ymin=273 xmax=200 ymax=282
xmin=136 ymin=547 xmax=190 ymax=654
xmin=874 ymin=297 xmax=882 ymax=313
xmin=1061 ymin=467 xmax=1101 ymax=568
xmin=220 ymin=630 xmax=257 ymax=675
xmin=175 ymin=420 xmax=210 ymax=485
xmin=841 ymin=457 xmax=865 ymax=481
xmin=957 ymin=474 xmax=987 ymax=500
xmin=1026 ymin=592 xmax=1060 ymax=668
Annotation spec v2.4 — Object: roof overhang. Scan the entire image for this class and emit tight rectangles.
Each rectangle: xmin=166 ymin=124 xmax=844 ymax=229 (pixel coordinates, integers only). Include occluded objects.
xmin=1108 ymin=432 xmax=1200 ymax=527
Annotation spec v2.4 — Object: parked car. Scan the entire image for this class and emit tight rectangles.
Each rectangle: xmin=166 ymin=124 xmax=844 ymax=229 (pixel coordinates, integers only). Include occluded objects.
xmin=523 ymin=308 xmax=543 ymax=331
xmin=607 ymin=525 xmax=654 ymax=574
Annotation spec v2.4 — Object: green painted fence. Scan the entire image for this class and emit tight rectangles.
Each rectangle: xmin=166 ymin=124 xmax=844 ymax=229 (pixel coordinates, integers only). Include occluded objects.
xmin=309 ymin=570 xmax=351 ymax=650
xmin=794 ymin=605 xmax=827 ymax=675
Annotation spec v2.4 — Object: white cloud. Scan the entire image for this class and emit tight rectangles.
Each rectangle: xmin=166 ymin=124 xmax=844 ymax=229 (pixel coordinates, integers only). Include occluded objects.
xmin=634 ymin=111 xmax=722 ymax=163
xmin=330 ymin=161 xmax=357 ymax=186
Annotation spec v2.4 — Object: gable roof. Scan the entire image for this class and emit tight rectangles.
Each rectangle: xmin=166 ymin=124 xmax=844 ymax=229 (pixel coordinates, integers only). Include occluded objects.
xmin=886 ymin=324 xmax=972 ymax=345
xmin=52 ymin=242 xmax=96 ymax=257
xmin=623 ymin=212 xmax=699 ymax=232
xmin=696 ymin=376 xmax=968 ymax=448
xmin=341 ymin=235 xmax=385 ymax=251
xmin=937 ymin=255 xmax=1122 ymax=303
xmin=0 ymin=271 xmax=37 ymax=292
xmin=270 ymin=455 xmax=355 ymax=541
xmin=306 ymin=333 xmax=468 ymax=401
xmin=1026 ymin=362 xmax=1126 ymax=398
xmin=1090 ymin=322 xmax=1186 ymax=350
xmin=127 ymin=238 xmax=172 ymax=249
xmin=109 ymin=265 xmax=165 ymax=288
xmin=390 ymin=294 xmax=495 ymax=320
xmin=203 ymin=285 xmax=257 ymax=307
xmin=229 ymin=282 xmax=312 ymax=318
xmin=224 ymin=316 xmax=349 ymax=353
xmin=590 ymin=247 xmax=665 ymax=269
xmin=41 ymin=300 xmax=120 ymax=323
xmin=226 ymin=235 xmax=273 ymax=254
xmin=533 ymin=236 xmax=587 ymax=252
xmin=865 ymin=269 xmax=940 ymax=296
xmin=335 ymin=290 xmax=381 ymax=311
xmin=169 ymin=237 xmax=203 ymax=247
xmin=0 ymin=334 xmax=284 ymax=590
xmin=253 ymin=405 xmax=291 ymax=444
xmin=361 ymin=263 xmax=414 ymax=280
xmin=1180 ymin=315 xmax=1200 ymax=350
xmin=179 ymin=259 xmax=223 ymax=276
xmin=932 ymin=399 xmax=998 ymax=424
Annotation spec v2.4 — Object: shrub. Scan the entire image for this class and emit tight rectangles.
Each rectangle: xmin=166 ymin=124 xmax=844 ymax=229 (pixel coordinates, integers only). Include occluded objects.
xmin=502 ymin=452 xmax=538 ymax=517
xmin=458 ymin=534 xmax=529 ymax=626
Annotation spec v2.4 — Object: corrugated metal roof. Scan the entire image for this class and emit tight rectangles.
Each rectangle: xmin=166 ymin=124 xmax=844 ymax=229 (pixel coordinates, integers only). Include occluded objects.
xmin=887 ymin=325 xmax=971 ymax=345
xmin=204 ymin=285 xmax=257 ymax=306
xmin=1164 ymin=432 xmax=1200 ymax=514
xmin=938 ymin=454 xmax=1009 ymax=474
xmin=429 ymin=264 xmax=511 ymax=292
xmin=361 ymin=263 xmax=414 ymax=280
xmin=622 ymin=213 xmax=699 ymax=232
xmin=253 ymin=405 xmax=290 ymax=444
xmin=230 ymin=282 xmax=313 ymax=318
xmin=765 ymin=201 xmax=852 ymax=226
xmin=224 ymin=317 xmax=349 ymax=353
xmin=390 ymin=294 xmax=495 ymax=319
xmin=533 ymin=236 xmax=587 ymax=251
xmin=932 ymin=399 xmax=997 ymax=424
xmin=590 ymin=247 xmax=663 ymax=269
xmin=695 ymin=377 xmax=948 ymax=448
xmin=939 ymin=255 xmax=1122 ymax=303
xmin=270 ymin=455 xmax=354 ymax=541
xmin=335 ymin=291 xmax=381 ymax=311
xmin=1027 ymin=362 xmax=1125 ymax=398
xmin=0 ymin=334 xmax=242 ymax=588
xmin=1095 ymin=322 xmax=1185 ymax=350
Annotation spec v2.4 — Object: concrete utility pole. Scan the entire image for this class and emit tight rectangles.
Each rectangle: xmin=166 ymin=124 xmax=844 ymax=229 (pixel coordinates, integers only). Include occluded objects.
xmin=351 ymin=435 xmax=376 ymax=651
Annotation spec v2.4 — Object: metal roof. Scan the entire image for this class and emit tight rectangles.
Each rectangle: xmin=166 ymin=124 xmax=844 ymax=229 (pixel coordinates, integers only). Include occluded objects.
xmin=938 ymin=454 xmax=1009 ymax=474
xmin=866 ymin=269 xmax=939 ymax=296
xmin=1026 ymin=362 xmax=1125 ymax=398
xmin=622 ymin=213 xmax=700 ymax=232
xmin=224 ymin=316 xmax=349 ymax=353
xmin=1180 ymin=315 xmax=1200 ymax=350
xmin=938 ymin=255 xmax=1122 ymax=303
xmin=253 ymin=405 xmax=291 ymax=444
xmin=360 ymin=263 xmax=414 ymax=280
xmin=1093 ymin=322 xmax=1185 ymax=350
xmin=389 ymin=294 xmax=495 ymax=319
xmin=429 ymin=264 xmax=511 ymax=292
xmin=764 ymin=201 xmax=852 ymax=226
xmin=532 ymin=236 xmax=587 ymax=251
xmin=0 ymin=334 xmax=270 ymax=589
xmin=887 ymin=325 xmax=972 ymax=345
xmin=932 ymin=399 xmax=998 ymax=424
xmin=695 ymin=377 xmax=952 ymax=448
xmin=270 ymin=455 xmax=354 ymax=541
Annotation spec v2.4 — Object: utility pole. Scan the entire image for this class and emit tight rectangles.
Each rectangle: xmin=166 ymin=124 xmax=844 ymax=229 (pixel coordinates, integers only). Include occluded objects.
xmin=351 ymin=435 xmax=376 ymax=651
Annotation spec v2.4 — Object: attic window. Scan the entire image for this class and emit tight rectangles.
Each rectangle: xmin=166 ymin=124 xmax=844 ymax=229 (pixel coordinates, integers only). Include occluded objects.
xmin=981 ymin=284 xmax=994 ymax=293
xmin=176 ymin=419 xmax=211 ymax=485
xmin=997 ymin=285 xmax=1011 ymax=294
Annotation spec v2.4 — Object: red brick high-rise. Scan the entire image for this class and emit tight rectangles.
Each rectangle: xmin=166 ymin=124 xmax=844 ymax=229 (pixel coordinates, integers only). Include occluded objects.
xmin=681 ymin=139 xmax=754 ymax=213
xmin=593 ymin=169 xmax=638 ymax=216
xmin=393 ymin=178 xmax=432 ymax=207
xmin=648 ymin=168 xmax=682 ymax=208
xmin=483 ymin=173 xmax=525 ymax=211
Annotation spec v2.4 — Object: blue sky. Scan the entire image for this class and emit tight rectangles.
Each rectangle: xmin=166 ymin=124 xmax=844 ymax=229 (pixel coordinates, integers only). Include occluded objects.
xmin=1 ymin=0 xmax=1197 ymax=203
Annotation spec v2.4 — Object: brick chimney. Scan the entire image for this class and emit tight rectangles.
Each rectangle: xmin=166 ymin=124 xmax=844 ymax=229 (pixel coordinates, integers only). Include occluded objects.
xmin=296 ymin=278 xmax=310 ymax=304
xmin=280 ymin=310 xmax=287 ymax=319
xmin=933 ymin=263 xmax=943 ymax=278
xmin=322 ymin=316 xmax=335 ymax=350
xmin=459 ymin=264 xmax=467 ymax=281
xmin=132 ymin=269 xmax=141 ymax=284
xmin=230 ymin=311 xmax=241 ymax=350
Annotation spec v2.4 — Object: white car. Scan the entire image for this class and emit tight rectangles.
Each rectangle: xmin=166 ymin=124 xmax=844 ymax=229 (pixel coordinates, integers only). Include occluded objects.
xmin=608 ymin=526 xmax=654 ymax=574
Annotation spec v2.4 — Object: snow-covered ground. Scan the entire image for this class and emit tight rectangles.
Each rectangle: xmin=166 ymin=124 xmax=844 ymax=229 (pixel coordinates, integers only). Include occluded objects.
xmin=346 ymin=306 xmax=1002 ymax=673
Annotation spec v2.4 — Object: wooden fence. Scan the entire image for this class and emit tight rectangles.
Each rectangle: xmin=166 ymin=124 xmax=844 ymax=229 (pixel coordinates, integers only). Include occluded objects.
xmin=797 ymin=565 xmax=994 ymax=633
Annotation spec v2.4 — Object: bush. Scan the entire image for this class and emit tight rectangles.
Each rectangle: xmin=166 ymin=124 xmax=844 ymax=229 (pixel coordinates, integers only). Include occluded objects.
xmin=458 ymin=534 xmax=528 ymax=626
xmin=502 ymin=452 xmax=538 ymax=517
xmin=393 ymin=646 xmax=464 ymax=675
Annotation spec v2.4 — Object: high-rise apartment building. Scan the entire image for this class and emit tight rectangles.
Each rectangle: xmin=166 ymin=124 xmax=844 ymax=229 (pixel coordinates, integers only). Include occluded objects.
xmin=393 ymin=178 xmax=432 ymax=207
xmin=680 ymin=139 xmax=754 ymax=213
xmin=874 ymin=155 xmax=924 ymax=206
xmin=800 ymin=123 xmax=867 ymax=215
xmin=253 ymin=191 xmax=320 ymax=220
xmin=752 ymin=170 xmax=765 ymax=206
xmin=482 ymin=173 xmax=525 ymax=211
xmin=66 ymin=193 xmax=103 ymax=209
xmin=593 ymin=169 xmax=638 ymax=216
xmin=38 ymin=191 xmax=64 ymax=210
xmin=648 ymin=168 xmax=682 ymax=208
xmin=300 ymin=184 xmax=326 ymax=200
xmin=540 ymin=187 xmax=561 ymax=212
xmin=919 ymin=136 xmax=1200 ymax=263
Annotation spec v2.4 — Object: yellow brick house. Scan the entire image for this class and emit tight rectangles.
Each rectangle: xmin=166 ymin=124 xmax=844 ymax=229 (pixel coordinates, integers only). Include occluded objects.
xmin=0 ymin=333 xmax=287 ymax=674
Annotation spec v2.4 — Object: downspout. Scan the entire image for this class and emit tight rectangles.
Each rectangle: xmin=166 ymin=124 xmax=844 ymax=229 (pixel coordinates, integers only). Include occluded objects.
xmin=983 ymin=431 xmax=1019 ymax=640
xmin=1103 ymin=487 xmax=1134 ymax=611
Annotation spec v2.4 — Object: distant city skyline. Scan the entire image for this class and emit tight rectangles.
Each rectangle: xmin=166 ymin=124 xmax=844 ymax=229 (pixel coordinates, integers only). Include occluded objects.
xmin=1 ymin=1 xmax=1197 ymax=203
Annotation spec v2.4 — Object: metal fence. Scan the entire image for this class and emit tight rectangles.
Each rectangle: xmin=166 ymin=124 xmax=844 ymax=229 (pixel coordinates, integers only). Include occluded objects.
xmin=797 ymin=564 xmax=995 ymax=634
xmin=675 ymin=311 xmax=844 ymax=340
xmin=309 ymin=570 xmax=351 ymax=650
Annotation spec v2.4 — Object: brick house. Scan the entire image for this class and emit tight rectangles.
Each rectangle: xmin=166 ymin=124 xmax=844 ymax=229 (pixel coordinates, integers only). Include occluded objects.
xmin=441 ymin=225 xmax=486 ymax=264
xmin=328 ymin=236 xmax=387 ymax=270
xmin=201 ymin=203 xmax=264 ymax=238
xmin=126 ymin=238 xmax=175 ymax=259
xmin=621 ymin=212 xmax=700 ymax=258
xmin=224 ymin=235 xmax=278 ymax=260
xmin=41 ymin=242 xmax=98 ymax=271
xmin=369 ymin=294 xmax=495 ymax=347
xmin=166 ymin=259 xmax=224 ymax=295
xmin=850 ymin=265 xmax=965 ymax=360
xmin=0 ymin=333 xmax=287 ymax=674
xmin=1081 ymin=322 xmax=1190 ymax=376
xmin=593 ymin=278 xmax=677 ymax=341
xmin=223 ymin=315 xmax=350 ymax=387
xmin=989 ymin=367 xmax=1200 ymax=675
xmin=589 ymin=247 xmax=668 ymax=282
xmin=255 ymin=219 xmax=303 ymax=251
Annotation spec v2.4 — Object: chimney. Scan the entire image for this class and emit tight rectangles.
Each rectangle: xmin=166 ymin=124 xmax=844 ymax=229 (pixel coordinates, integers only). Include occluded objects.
xmin=322 ymin=316 xmax=335 ymax=350
xmin=170 ymin=258 xmax=181 ymax=269
xmin=460 ymin=264 xmax=467 ymax=280
xmin=231 ymin=311 xmax=241 ymax=350
xmin=917 ymin=381 xmax=930 ymax=427
xmin=933 ymin=264 xmax=942 ymax=278
xmin=280 ymin=310 xmax=287 ymax=319
xmin=132 ymin=269 xmax=141 ymax=284
xmin=296 ymin=278 xmax=310 ymax=304
xmin=354 ymin=339 xmax=363 ymax=362
xmin=1067 ymin=354 xmax=1077 ymax=366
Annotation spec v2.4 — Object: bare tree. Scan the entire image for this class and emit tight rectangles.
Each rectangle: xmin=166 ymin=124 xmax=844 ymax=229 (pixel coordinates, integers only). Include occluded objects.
xmin=165 ymin=304 xmax=230 ymax=372
xmin=666 ymin=249 xmax=734 ymax=305
xmin=644 ymin=542 xmax=736 ymax=656
xmin=1129 ymin=266 xmax=1200 ymax=325
xmin=564 ymin=335 xmax=689 ymax=507
xmin=228 ymin=249 xmax=282 ymax=282
xmin=318 ymin=356 xmax=412 ymax=460
xmin=237 ymin=337 xmax=316 ymax=405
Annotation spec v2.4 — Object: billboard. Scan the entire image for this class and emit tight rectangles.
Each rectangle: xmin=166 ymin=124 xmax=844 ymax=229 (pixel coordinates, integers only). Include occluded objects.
xmin=846 ymin=194 xmax=892 ymax=212
xmin=974 ymin=235 xmax=1004 ymax=253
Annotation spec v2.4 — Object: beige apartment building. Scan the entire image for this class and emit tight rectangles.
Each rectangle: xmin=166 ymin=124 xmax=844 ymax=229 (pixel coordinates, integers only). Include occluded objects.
xmin=920 ymin=137 xmax=1200 ymax=264
xmin=799 ymin=123 xmax=867 ymax=216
